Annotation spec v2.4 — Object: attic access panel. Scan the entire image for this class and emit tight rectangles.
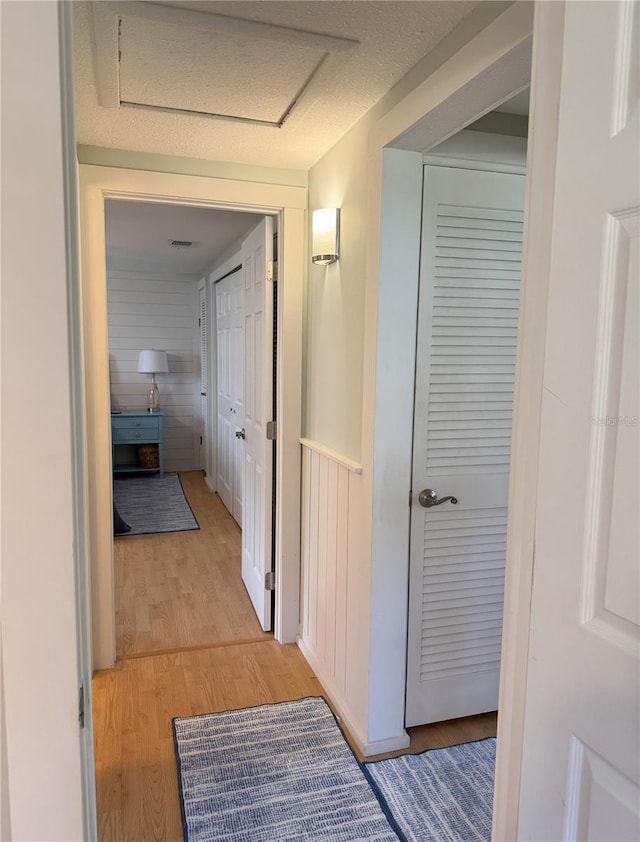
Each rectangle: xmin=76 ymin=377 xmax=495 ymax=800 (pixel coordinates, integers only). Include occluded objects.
xmin=91 ymin=1 xmax=358 ymax=127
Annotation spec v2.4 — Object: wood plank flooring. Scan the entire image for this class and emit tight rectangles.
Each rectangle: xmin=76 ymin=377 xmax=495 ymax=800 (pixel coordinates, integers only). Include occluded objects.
xmin=93 ymin=641 xmax=322 ymax=842
xmin=115 ymin=471 xmax=271 ymax=658
xmin=94 ymin=471 xmax=497 ymax=841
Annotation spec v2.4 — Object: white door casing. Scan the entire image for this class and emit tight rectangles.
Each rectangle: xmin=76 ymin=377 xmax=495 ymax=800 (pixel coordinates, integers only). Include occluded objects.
xmin=215 ymin=269 xmax=244 ymax=524
xmin=518 ymin=2 xmax=639 ymax=840
xmin=241 ymin=218 xmax=274 ymax=631
xmin=406 ymin=165 xmax=525 ymax=727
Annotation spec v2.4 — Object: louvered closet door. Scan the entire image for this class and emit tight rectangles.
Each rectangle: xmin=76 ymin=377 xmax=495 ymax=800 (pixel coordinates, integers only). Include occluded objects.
xmin=406 ymin=165 xmax=525 ymax=727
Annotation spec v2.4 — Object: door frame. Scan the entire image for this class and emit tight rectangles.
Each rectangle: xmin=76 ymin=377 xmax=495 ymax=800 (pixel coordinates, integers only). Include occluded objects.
xmin=79 ymin=165 xmax=305 ymax=669
xmin=363 ymin=1 xmax=563 ymax=836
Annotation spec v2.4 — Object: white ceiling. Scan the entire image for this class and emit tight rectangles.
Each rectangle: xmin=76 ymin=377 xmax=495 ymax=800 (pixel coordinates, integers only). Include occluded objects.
xmin=105 ymin=200 xmax=259 ymax=273
xmin=74 ymin=1 xmax=477 ymax=170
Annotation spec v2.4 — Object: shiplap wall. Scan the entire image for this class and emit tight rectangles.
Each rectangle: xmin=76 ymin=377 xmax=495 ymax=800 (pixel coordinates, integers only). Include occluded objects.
xmin=299 ymin=440 xmax=370 ymax=745
xmin=107 ymin=270 xmax=199 ymax=472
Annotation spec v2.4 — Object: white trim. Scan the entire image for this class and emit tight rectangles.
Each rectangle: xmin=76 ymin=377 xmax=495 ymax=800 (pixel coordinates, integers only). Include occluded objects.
xmin=365 ymin=147 xmax=423 ymax=747
xmin=297 ymin=639 xmax=410 ymax=757
xmin=79 ymin=165 xmax=306 ymax=667
xmin=369 ymin=3 xmax=533 ymax=154
xmin=209 ymin=251 xmax=243 ymax=285
xmin=423 ymin=128 xmax=528 ymax=174
xmin=492 ymin=4 xmax=565 ymax=840
xmin=299 ymin=438 xmax=363 ymax=474
xmin=59 ymin=3 xmax=98 ymax=837
xmin=422 ymin=155 xmax=525 ymax=174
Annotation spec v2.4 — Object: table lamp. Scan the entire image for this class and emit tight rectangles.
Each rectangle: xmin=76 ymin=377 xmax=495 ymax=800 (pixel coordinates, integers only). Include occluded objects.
xmin=138 ymin=349 xmax=169 ymax=412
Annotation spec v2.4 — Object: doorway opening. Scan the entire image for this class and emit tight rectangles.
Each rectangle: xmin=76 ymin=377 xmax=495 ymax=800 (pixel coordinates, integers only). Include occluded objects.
xmin=79 ymin=166 xmax=305 ymax=673
xmin=103 ymin=199 xmax=275 ymax=659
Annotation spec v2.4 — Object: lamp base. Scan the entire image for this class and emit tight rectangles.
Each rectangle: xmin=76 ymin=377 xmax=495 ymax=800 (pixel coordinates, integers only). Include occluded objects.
xmin=147 ymin=382 xmax=160 ymax=412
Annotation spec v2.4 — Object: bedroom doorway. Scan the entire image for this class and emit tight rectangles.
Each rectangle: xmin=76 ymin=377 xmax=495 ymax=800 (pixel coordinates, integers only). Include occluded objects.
xmin=79 ymin=166 xmax=305 ymax=671
xmin=103 ymin=200 xmax=277 ymax=657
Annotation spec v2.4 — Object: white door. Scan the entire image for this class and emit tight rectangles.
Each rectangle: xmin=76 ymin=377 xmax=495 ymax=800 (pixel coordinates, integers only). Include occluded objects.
xmin=241 ymin=217 xmax=274 ymax=631
xmin=406 ymin=165 xmax=525 ymax=726
xmin=215 ymin=269 xmax=244 ymax=524
xmin=199 ymin=283 xmax=208 ymax=470
xmin=518 ymin=2 xmax=639 ymax=839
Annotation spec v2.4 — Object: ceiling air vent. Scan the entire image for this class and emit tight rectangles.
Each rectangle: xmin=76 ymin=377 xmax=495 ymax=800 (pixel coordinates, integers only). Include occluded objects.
xmin=169 ymin=239 xmax=194 ymax=249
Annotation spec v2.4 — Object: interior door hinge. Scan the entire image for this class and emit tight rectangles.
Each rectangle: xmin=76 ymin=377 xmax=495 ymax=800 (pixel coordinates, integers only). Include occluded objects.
xmin=79 ymin=683 xmax=85 ymax=729
xmin=265 ymin=570 xmax=276 ymax=591
xmin=266 ymin=420 xmax=277 ymax=441
xmin=267 ymin=261 xmax=278 ymax=282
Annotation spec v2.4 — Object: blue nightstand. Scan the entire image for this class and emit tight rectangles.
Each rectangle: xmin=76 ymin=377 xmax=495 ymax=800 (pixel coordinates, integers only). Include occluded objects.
xmin=111 ymin=410 xmax=164 ymax=478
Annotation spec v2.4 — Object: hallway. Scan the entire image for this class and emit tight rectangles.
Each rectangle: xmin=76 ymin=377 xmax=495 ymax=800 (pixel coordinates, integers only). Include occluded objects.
xmin=94 ymin=472 xmax=496 ymax=841
xmin=115 ymin=471 xmax=271 ymax=658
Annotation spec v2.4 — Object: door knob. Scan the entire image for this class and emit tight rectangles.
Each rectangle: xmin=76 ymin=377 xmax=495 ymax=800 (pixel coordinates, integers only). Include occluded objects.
xmin=235 ymin=428 xmax=246 ymax=440
xmin=418 ymin=488 xmax=458 ymax=508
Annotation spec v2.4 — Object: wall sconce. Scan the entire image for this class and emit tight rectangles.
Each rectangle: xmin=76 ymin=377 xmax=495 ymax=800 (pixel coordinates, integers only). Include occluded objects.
xmin=138 ymin=349 xmax=169 ymax=412
xmin=312 ymin=208 xmax=340 ymax=265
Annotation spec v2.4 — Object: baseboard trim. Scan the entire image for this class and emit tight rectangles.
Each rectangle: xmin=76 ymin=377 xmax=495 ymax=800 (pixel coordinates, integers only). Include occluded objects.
xmin=204 ymin=473 xmax=215 ymax=493
xmin=362 ymin=732 xmax=411 ymax=756
xmin=296 ymin=638 xmax=410 ymax=758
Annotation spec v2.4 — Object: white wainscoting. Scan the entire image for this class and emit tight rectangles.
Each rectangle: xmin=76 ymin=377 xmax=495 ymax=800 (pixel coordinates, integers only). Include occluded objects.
xmin=107 ymin=270 xmax=200 ymax=472
xmin=298 ymin=439 xmax=372 ymax=749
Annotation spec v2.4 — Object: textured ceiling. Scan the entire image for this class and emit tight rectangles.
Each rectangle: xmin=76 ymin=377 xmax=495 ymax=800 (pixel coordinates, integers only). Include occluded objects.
xmin=74 ymin=1 xmax=477 ymax=169
xmin=105 ymin=200 xmax=259 ymax=274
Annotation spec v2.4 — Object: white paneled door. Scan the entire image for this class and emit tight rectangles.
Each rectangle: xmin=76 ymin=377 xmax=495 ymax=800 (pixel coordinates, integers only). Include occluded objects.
xmin=406 ymin=165 xmax=525 ymax=726
xmin=518 ymin=2 xmax=639 ymax=839
xmin=199 ymin=283 xmax=208 ymax=470
xmin=241 ymin=218 xmax=274 ymax=631
xmin=215 ymin=268 xmax=244 ymax=525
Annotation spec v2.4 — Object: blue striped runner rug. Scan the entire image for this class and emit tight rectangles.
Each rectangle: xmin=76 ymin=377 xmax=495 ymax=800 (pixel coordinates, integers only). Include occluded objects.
xmin=364 ymin=738 xmax=496 ymax=842
xmin=173 ymin=696 xmax=401 ymax=842
xmin=173 ymin=697 xmax=496 ymax=842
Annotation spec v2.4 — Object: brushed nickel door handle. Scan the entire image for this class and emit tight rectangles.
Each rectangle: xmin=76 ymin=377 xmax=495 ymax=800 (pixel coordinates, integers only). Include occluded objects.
xmin=418 ymin=488 xmax=458 ymax=508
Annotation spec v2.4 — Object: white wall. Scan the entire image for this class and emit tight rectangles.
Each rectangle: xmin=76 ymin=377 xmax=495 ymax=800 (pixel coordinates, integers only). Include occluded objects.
xmin=303 ymin=2 xmax=516 ymax=752
xmin=305 ymin=2 xmax=512 ymax=462
xmin=107 ymin=270 xmax=200 ymax=471
xmin=0 ymin=2 xmax=85 ymax=838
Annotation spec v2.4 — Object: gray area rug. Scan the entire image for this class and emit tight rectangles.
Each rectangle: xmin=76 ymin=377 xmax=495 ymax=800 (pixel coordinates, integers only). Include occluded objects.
xmin=364 ymin=738 xmax=496 ymax=842
xmin=113 ymin=474 xmax=199 ymax=536
xmin=173 ymin=696 xmax=401 ymax=842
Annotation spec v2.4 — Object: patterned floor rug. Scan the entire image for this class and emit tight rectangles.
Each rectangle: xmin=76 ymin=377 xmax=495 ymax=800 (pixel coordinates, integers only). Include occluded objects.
xmin=113 ymin=474 xmax=199 ymax=536
xmin=173 ymin=697 xmax=401 ymax=842
xmin=364 ymin=738 xmax=496 ymax=842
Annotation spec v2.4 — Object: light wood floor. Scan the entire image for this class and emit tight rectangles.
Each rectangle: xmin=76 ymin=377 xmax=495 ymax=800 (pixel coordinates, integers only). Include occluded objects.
xmin=94 ymin=470 xmax=497 ymax=841
xmin=115 ymin=471 xmax=271 ymax=658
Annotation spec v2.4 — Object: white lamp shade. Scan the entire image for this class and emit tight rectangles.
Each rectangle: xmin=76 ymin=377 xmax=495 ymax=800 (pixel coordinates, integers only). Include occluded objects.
xmin=138 ymin=349 xmax=169 ymax=374
xmin=312 ymin=208 xmax=340 ymax=264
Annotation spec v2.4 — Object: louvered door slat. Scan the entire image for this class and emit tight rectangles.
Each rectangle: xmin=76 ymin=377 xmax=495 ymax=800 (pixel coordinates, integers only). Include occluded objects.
xmin=406 ymin=165 xmax=524 ymax=726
